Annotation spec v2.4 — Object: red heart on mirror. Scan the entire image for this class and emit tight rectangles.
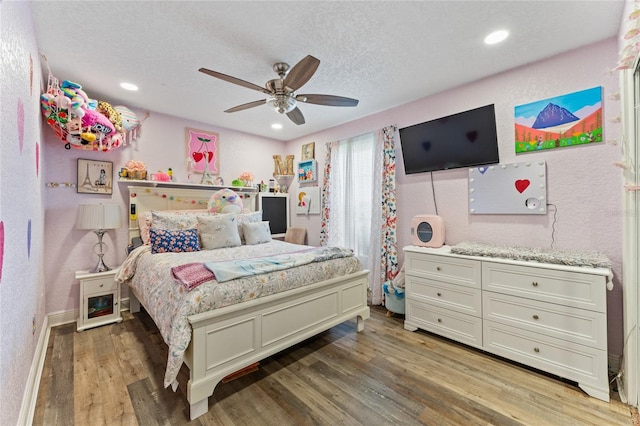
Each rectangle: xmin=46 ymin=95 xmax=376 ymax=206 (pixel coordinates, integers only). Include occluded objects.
xmin=192 ymin=152 xmax=203 ymax=162
xmin=515 ymin=179 xmax=530 ymax=193
xmin=204 ymin=151 xmax=213 ymax=162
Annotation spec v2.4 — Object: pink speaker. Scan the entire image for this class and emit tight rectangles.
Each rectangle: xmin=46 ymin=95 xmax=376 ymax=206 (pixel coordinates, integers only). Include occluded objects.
xmin=411 ymin=215 xmax=445 ymax=248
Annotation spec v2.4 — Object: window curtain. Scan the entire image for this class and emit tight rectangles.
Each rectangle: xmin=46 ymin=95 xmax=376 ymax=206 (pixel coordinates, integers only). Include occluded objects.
xmin=377 ymin=125 xmax=399 ymax=305
xmin=320 ymin=125 xmax=398 ymax=305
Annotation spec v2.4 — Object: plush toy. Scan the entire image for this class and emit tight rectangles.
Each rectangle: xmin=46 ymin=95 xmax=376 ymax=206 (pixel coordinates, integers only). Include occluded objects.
xmin=81 ymin=108 xmax=115 ymax=135
xmin=207 ymin=189 xmax=243 ymax=214
xmin=114 ymin=105 xmax=140 ymax=131
xmin=60 ymin=80 xmax=97 ymax=117
xmin=97 ymin=101 xmax=122 ymax=132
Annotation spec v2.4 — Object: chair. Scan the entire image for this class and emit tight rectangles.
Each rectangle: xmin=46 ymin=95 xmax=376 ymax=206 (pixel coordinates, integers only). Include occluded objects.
xmin=284 ymin=227 xmax=307 ymax=245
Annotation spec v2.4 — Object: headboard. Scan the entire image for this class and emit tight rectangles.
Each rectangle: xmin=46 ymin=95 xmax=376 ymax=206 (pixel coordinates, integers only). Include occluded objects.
xmin=127 ymin=185 xmax=258 ymax=242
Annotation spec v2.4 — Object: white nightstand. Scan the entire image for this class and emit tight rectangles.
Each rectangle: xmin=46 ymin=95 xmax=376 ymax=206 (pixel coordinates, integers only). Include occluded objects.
xmin=76 ymin=268 xmax=122 ymax=332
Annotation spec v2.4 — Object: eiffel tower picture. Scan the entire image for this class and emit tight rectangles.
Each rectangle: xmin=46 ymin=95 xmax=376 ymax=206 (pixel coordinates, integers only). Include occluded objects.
xmin=77 ymin=159 xmax=113 ymax=195
xmin=80 ymin=162 xmax=96 ymax=192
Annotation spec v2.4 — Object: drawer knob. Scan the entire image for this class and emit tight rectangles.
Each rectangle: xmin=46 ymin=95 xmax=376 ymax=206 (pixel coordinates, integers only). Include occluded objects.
xmin=437 ymin=318 xmax=442 ymax=323
xmin=534 ymin=347 xmax=540 ymax=353
xmin=533 ymin=314 xmax=539 ymax=320
xmin=100 ymin=284 xmax=104 ymax=287
xmin=437 ymin=292 xmax=442 ymax=297
xmin=436 ymin=266 xmax=441 ymax=271
xmin=532 ymin=281 xmax=539 ymax=287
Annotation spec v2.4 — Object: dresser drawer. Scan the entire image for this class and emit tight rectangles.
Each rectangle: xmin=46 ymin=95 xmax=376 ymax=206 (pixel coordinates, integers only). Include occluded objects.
xmin=405 ymin=252 xmax=481 ymax=288
xmin=83 ymin=277 xmax=117 ymax=294
xmin=407 ymin=275 xmax=482 ymax=317
xmin=482 ymin=261 xmax=606 ymax=312
xmin=483 ymin=292 xmax=606 ymax=349
xmin=405 ymin=299 xmax=482 ymax=349
xmin=483 ymin=320 xmax=608 ymax=398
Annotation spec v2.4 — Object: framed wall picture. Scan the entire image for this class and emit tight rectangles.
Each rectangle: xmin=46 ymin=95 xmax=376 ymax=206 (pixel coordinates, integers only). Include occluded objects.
xmin=186 ymin=127 xmax=220 ymax=174
xmin=514 ymin=86 xmax=602 ymax=153
xmin=298 ymin=159 xmax=317 ymax=183
xmin=296 ymin=186 xmax=320 ymax=215
xmin=77 ymin=159 xmax=113 ymax=194
xmin=301 ymin=142 xmax=315 ymax=160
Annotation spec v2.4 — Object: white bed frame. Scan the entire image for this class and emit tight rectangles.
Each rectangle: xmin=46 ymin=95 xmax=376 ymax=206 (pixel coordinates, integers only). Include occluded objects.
xmin=126 ymin=185 xmax=370 ymax=420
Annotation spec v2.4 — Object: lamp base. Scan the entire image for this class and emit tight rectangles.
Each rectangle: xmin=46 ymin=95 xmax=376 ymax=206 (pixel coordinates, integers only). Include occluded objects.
xmin=92 ymin=229 xmax=111 ymax=273
xmin=93 ymin=254 xmax=111 ymax=273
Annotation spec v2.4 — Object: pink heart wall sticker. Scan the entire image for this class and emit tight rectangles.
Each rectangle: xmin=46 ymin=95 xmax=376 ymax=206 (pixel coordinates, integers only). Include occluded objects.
xmin=515 ymin=179 xmax=530 ymax=193
xmin=0 ymin=221 xmax=4 ymax=282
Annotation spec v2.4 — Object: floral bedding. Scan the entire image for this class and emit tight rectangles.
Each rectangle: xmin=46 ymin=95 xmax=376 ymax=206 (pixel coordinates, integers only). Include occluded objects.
xmin=115 ymin=240 xmax=363 ymax=388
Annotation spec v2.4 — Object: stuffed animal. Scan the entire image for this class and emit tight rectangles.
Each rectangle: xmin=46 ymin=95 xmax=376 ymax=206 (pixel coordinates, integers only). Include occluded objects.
xmin=60 ymin=80 xmax=97 ymax=117
xmin=114 ymin=105 xmax=140 ymax=131
xmin=97 ymin=101 xmax=122 ymax=131
xmin=207 ymin=189 xmax=243 ymax=214
xmin=81 ymin=108 xmax=115 ymax=135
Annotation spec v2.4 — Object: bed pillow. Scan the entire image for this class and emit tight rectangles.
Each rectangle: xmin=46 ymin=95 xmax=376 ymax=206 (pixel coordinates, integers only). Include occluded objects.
xmin=151 ymin=209 xmax=208 ymax=231
xmin=235 ymin=210 xmax=262 ymax=243
xmin=243 ymin=221 xmax=272 ymax=245
xmin=138 ymin=211 xmax=153 ymax=245
xmin=149 ymin=228 xmax=200 ymax=254
xmin=198 ymin=214 xmax=241 ymax=250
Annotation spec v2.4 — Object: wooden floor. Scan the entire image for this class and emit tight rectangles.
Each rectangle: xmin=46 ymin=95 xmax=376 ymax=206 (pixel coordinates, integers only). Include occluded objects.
xmin=34 ymin=306 xmax=635 ymax=426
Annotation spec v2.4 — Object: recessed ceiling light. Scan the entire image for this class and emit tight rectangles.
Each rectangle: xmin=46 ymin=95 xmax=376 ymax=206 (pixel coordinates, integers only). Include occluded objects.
xmin=271 ymin=123 xmax=283 ymax=130
xmin=120 ymin=82 xmax=139 ymax=91
xmin=484 ymin=30 xmax=509 ymax=45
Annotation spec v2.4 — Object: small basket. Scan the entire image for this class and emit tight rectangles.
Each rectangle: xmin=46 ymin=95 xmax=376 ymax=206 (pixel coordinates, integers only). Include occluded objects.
xmin=128 ymin=170 xmax=147 ymax=180
xmin=382 ymin=283 xmax=405 ymax=315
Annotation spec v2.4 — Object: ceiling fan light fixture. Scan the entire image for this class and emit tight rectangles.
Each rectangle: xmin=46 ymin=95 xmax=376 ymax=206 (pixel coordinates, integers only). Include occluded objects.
xmin=268 ymin=95 xmax=296 ymax=114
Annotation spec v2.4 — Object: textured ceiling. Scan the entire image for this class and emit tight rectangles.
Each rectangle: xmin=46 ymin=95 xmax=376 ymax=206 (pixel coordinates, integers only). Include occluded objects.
xmin=30 ymin=1 xmax=624 ymax=142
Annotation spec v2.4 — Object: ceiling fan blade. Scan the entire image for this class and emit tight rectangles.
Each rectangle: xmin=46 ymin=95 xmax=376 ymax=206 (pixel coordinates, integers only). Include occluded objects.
xmin=283 ymin=55 xmax=320 ymax=91
xmin=297 ymin=94 xmax=359 ymax=107
xmin=286 ymin=107 xmax=305 ymax=125
xmin=224 ymin=99 xmax=267 ymax=113
xmin=199 ymin=68 xmax=271 ymax=94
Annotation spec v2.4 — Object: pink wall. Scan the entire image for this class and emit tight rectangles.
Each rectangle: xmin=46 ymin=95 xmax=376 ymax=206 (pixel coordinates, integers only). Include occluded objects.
xmin=287 ymin=38 xmax=624 ymax=356
xmin=0 ymin=2 xmax=47 ymax=424
xmin=43 ymin=112 xmax=285 ymax=315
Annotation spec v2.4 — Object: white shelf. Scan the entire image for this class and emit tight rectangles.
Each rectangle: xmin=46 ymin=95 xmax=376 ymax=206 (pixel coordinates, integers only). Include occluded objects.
xmin=118 ymin=179 xmax=257 ymax=192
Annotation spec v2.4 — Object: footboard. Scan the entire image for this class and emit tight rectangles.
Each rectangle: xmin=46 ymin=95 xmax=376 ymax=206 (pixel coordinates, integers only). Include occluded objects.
xmin=184 ymin=269 xmax=370 ymax=420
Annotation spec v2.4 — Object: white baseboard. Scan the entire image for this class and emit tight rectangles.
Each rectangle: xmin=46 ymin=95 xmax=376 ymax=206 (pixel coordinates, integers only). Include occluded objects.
xmin=17 ymin=298 xmax=132 ymax=424
xmin=17 ymin=316 xmax=50 ymax=426
xmin=47 ymin=308 xmax=78 ymax=328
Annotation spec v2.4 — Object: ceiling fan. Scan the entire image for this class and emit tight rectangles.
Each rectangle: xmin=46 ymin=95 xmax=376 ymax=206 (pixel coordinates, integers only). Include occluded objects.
xmin=199 ymin=55 xmax=359 ymax=125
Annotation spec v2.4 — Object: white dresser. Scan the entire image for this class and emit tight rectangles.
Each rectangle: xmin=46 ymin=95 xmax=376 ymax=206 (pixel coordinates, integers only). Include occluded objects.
xmin=403 ymin=245 xmax=611 ymax=402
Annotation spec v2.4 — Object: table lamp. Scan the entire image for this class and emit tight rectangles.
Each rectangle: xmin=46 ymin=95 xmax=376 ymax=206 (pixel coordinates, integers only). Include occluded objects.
xmin=75 ymin=203 xmax=122 ymax=272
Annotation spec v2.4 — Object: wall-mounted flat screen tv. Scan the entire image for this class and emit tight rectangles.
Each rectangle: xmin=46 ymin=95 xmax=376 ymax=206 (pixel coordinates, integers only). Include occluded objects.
xmin=399 ymin=104 xmax=500 ymax=174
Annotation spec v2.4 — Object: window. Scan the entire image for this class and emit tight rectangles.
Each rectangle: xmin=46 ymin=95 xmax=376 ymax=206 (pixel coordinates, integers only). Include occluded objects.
xmin=325 ymin=132 xmax=377 ymax=266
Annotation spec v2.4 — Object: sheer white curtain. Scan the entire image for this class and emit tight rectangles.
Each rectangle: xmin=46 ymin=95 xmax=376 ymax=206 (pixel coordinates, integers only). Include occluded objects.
xmin=322 ymin=129 xmax=395 ymax=305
